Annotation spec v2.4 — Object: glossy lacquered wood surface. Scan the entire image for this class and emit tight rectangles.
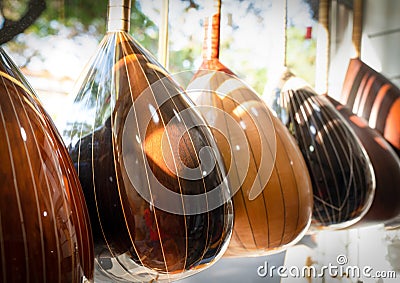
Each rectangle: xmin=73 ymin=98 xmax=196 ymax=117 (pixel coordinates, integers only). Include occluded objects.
xmin=327 ymin=96 xmax=400 ymax=227
xmin=277 ymin=78 xmax=375 ymax=229
xmin=341 ymin=58 xmax=400 ymax=156
xmin=0 ymin=48 xmax=94 ymax=282
xmin=62 ymin=31 xmax=233 ymax=282
xmin=188 ymin=9 xmax=313 ymax=257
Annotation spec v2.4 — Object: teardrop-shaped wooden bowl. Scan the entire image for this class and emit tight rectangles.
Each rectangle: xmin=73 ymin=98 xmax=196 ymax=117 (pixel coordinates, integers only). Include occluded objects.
xmin=0 ymin=48 xmax=94 ymax=282
xmin=341 ymin=58 xmax=400 ymax=156
xmin=327 ymin=96 xmax=400 ymax=227
xmin=62 ymin=31 xmax=233 ymax=281
xmin=188 ymin=59 xmax=313 ymax=257
xmin=276 ymin=78 xmax=375 ymax=229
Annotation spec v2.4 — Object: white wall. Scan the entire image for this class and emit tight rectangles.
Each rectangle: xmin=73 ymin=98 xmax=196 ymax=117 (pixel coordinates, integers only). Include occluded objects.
xmin=328 ymin=0 xmax=354 ymax=99
xmin=329 ymin=0 xmax=400 ymax=98
xmin=361 ymin=0 xmax=400 ymax=87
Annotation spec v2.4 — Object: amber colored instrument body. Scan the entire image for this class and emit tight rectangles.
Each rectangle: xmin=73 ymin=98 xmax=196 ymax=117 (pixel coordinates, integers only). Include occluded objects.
xmin=188 ymin=4 xmax=313 ymax=257
xmin=61 ymin=2 xmax=233 ymax=281
xmin=0 ymin=48 xmax=94 ymax=281
xmin=277 ymin=78 xmax=375 ymax=228
xmin=341 ymin=58 xmax=400 ymax=156
xmin=327 ymin=96 xmax=400 ymax=227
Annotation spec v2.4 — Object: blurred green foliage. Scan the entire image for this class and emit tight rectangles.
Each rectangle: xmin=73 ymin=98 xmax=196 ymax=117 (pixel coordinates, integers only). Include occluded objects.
xmin=2 ymin=0 xmax=317 ymax=94
xmin=286 ymin=26 xmax=316 ymax=86
xmin=2 ymin=0 xmax=159 ymax=52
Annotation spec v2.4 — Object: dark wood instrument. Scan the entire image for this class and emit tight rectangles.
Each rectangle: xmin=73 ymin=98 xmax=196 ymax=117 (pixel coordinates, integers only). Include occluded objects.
xmin=277 ymin=78 xmax=375 ymax=229
xmin=0 ymin=48 xmax=94 ymax=282
xmin=327 ymin=96 xmax=400 ymax=227
xmin=61 ymin=1 xmax=233 ymax=280
xmin=341 ymin=58 xmax=400 ymax=156
xmin=188 ymin=1 xmax=313 ymax=257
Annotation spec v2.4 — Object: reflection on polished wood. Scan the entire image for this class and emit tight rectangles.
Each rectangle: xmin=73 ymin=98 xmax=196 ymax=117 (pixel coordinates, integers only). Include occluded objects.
xmin=0 ymin=48 xmax=94 ymax=282
xmin=188 ymin=8 xmax=313 ymax=257
xmin=63 ymin=26 xmax=233 ymax=283
xmin=341 ymin=58 xmax=400 ymax=156
xmin=327 ymin=96 xmax=400 ymax=227
xmin=277 ymin=77 xmax=375 ymax=229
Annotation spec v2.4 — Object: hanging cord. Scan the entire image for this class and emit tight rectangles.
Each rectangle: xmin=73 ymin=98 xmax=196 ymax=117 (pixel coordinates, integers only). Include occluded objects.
xmin=158 ymin=0 xmax=169 ymax=68
xmin=315 ymin=0 xmax=330 ymax=94
xmin=283 ymin=0 xmax=288 ymax=67
xmin=202 ymin=0 xmax=221 ymax=60
xmin=352 ymin=0 xmax=363 ymax=58
xmin=107 ymin=0 xmax=131 ymax=33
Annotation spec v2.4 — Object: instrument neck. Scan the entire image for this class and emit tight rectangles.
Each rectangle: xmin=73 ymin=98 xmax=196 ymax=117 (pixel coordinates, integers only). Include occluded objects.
xmin=107 ymin=0 xmax=131 ymax=33
xmin=202 ymin=1 xmax=221 ymax=60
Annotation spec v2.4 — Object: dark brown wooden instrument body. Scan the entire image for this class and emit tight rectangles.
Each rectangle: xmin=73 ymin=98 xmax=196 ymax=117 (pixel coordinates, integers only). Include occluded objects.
xmin=63 ymin=32 xmax=233 ymax=280
xmin=276 ymin=79 xmax=375 ymax=228
xmin=341 ymin=58 xmax=400 ymax=156
xmin=327 ymin=96 xmax=400 ymax=226
xmin=0 ymin=48 xmax=94 ymax=282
